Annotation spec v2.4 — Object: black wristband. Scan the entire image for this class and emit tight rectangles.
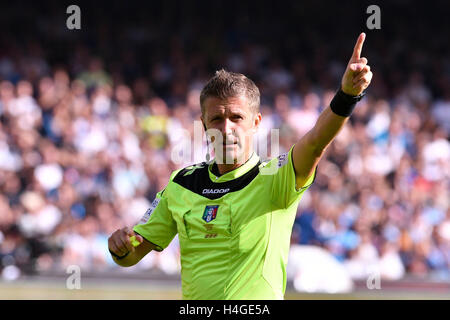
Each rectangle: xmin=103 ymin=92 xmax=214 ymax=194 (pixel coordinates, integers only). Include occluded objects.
xmin=329 ymin=88 xmax=365 ymax=117
xmin=109 ymin=248 xmax=130 ymax=260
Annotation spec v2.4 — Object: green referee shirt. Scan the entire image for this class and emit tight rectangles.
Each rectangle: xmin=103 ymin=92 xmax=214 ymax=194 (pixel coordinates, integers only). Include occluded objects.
xmin=134 ymin=146 xmax=316 ymax=300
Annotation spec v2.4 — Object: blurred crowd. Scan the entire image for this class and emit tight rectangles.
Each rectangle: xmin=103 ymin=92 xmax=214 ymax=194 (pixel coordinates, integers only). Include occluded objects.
xmin=0 ymin=1 xmax=449 ymax=282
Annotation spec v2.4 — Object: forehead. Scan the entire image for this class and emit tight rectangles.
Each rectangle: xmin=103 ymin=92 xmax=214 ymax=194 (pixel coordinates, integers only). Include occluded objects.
xmin=203 ymin=95 xmax=252 ymax=116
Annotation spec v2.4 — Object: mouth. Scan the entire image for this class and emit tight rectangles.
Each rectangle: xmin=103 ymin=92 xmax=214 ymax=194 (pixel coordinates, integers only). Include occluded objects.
xmin=223 ymin=141 xmax=238 ymax=147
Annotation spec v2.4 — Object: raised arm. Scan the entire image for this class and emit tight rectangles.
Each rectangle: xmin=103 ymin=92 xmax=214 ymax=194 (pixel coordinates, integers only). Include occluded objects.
xmin=292 ymin=33 xmax=373 ymax=188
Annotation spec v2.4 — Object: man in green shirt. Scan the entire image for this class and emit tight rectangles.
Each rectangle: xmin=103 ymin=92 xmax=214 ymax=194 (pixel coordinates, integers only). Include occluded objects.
xmin=108 ymin=33 xmax=372 ymax=299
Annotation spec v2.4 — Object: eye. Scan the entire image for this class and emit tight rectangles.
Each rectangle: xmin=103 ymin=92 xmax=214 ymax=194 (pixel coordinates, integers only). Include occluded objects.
xmin=231 ymin=115 xmax=243 ymax=121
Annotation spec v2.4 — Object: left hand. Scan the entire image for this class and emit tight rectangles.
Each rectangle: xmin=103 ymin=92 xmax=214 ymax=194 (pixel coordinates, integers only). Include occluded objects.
xmin=341 ymin=33 xmax=373 ymax=96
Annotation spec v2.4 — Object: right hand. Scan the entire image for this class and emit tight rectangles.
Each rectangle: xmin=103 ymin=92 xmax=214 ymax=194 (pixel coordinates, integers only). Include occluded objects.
xmin=341 ymin=32 xmax=372 ymax=96
xmin=108 ymin=227 xmax=143 ymax=258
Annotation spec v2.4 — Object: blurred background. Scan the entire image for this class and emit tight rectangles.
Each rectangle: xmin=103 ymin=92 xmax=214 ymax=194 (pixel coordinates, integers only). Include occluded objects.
xmin=0 ymin=0 xmax=449 ymax=299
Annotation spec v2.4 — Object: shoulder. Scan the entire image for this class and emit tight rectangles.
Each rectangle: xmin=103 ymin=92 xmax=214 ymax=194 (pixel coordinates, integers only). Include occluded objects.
xmin=258 ymin=150 xmax=291 ymax=174
xmin=169 ymin=161 xmax=210 ymax=185
xmin=276 ymin=150 xmax=290 ymax=168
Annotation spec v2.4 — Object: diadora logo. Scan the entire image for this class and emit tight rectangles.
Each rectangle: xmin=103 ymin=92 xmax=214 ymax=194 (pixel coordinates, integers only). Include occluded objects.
xmin=202 ymin=188 xmax=230 ymax=194
xmin=202 ymin=205 xmax=219 ymax=223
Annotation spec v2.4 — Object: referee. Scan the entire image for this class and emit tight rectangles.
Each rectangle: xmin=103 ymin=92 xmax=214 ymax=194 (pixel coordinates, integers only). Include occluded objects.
xmin=108 ymin=33 xmax=372 ymax=299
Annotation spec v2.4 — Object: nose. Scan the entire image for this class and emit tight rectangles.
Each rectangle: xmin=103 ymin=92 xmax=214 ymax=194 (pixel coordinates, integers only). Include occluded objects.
xmin=222 ymin=118 xmax=235 ymax=135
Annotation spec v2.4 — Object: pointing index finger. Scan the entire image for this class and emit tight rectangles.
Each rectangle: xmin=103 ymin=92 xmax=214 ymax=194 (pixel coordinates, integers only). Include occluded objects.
xmin=351 ymin=33 xmax=366 ymax=61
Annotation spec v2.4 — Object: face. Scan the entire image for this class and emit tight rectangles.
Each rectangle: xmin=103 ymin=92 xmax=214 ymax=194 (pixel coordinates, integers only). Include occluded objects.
xmin=201 ymin=95 xmax=261 ymax=165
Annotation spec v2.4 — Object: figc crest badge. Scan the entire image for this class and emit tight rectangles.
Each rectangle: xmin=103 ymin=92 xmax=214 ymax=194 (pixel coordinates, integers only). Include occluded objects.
xmin=202 ymin=205 xmax=219 ymax=223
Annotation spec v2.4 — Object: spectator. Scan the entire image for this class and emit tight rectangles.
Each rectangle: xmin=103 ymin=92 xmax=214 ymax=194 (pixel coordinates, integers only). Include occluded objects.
xmin=0 ymin=1 xmax=447 ymax=280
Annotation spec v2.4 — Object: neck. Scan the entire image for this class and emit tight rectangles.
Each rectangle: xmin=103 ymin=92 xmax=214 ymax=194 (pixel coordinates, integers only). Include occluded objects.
xmin=215 ymin=151 xmax=253 ymax=175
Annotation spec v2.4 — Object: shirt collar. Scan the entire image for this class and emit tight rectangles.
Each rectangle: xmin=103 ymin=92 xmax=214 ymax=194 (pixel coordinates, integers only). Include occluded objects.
xmin=208 ymin=152 xmax=260 ymax=183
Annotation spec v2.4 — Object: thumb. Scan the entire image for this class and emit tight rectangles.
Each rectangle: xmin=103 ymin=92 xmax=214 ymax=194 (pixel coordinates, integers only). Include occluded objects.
xmin=124 ymin=227 xmax=142 ymax=241
xmin=124 ymin=227 xmax=135 ymax=236
xmin=350 ymin=63 xmax=364 ymax=72
xmin=135 ymin=235 xmax=143 ymax=243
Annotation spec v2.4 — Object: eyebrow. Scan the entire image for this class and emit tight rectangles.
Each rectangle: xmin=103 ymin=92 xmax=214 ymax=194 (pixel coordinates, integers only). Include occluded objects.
xmin=208 ymin=109 xmax=245 ymax=120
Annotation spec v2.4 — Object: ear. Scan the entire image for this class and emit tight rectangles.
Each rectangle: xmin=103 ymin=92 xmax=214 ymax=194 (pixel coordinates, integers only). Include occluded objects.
xmin=252 ymin=112 xmax=262 ymax=133
xmin=200 ymin=114 xmax=206 ymax=131
xmin=200 ymin=115 xmax=207 ymax=131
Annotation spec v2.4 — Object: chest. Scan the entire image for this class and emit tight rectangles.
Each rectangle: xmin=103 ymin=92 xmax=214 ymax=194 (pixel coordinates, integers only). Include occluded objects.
xmin=169 ymin=178 xmax=271 ymax=241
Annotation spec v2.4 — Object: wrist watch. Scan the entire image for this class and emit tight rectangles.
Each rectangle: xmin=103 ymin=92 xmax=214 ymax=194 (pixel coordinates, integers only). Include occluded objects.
xmin=109 ymin=248 xmax=130 ymax=260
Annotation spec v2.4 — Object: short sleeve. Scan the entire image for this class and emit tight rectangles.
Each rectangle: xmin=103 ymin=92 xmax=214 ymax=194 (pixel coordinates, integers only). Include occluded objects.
xmin=133 ymin=189 xmax=177 ymax=251
xmin=262 ymin=145 xmax=316 ymax=209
